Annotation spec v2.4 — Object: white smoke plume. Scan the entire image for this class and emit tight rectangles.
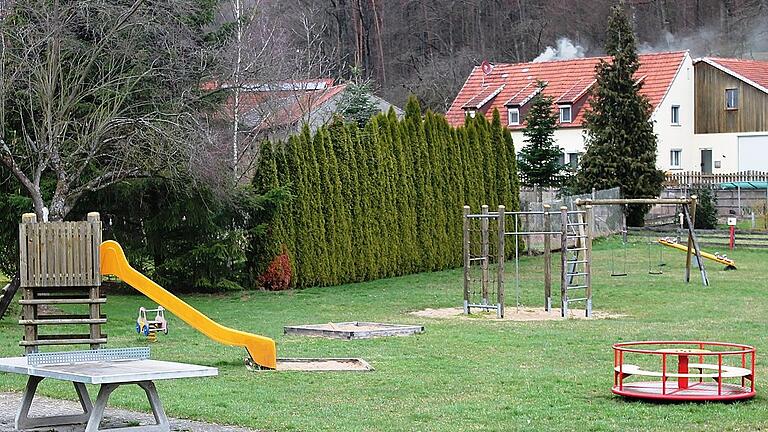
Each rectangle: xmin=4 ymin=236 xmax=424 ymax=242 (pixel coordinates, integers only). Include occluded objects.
xmin=533 ymin=38 xmax=586 ymax=63
xmin=639 ymin=24 xmax=768 ymax=60
xmin=639 ymin=29 xmax=719 ymax=56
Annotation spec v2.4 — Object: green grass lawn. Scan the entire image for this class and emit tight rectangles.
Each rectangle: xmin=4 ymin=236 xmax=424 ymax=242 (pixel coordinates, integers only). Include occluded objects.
xmin=1 ymin=236 xmax=767 ymax=431
xmin=719 ymin=216 xmax=768 ymax=231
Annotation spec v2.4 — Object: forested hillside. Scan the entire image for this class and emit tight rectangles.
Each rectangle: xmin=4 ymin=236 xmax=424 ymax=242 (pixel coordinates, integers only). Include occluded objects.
xmin=253 ymin=0 xmax=768 ymax=111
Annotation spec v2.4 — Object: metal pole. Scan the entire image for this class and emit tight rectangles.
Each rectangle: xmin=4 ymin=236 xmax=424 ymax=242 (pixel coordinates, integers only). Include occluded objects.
xmin=497 ymin=205 xmax=505 ymax=318
xmin=463 ymin=206 xmax=470 ymax=314
xmin=560 ymin=206 xmax=568 ymax=318
xmin=543 ymin=204 xmax=552 ymax=312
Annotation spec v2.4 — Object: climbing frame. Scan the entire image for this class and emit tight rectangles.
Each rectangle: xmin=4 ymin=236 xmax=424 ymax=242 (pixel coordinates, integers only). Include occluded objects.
xmin=18 ymin=212 xmax=105 ymax=353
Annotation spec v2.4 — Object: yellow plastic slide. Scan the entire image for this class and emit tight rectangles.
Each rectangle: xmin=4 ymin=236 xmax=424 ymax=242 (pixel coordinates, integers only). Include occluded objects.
xmin=657 ymin=238 xmax=737 ymax=270
xmin=100 ymin=240 xmax=277 ymax=369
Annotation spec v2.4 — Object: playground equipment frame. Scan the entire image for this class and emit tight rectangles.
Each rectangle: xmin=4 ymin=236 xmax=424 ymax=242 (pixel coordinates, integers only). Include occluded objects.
xmin=463 ymin=204 xmax=593 ymax=318
xmin=574 ymin=196 xmax=710 ymax=286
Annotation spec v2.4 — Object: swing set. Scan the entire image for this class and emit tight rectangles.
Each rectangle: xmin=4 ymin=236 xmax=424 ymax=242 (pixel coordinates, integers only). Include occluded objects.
xmin=575 ymin=196 xmax=709 ymax=286
xmin=610 ymin=206 xmax=666 ymax=277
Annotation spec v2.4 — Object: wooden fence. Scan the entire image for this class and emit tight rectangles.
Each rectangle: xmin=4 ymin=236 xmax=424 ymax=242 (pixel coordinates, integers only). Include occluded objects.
xmin=19 ymin=214 xmax=102 ymax=288
xmin=666 ymin=171 xmax=768 ymax=187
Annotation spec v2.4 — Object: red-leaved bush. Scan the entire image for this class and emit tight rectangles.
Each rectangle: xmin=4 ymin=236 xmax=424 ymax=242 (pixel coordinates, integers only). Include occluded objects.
xmin=259 ymin=247 xmax=292 ymax=291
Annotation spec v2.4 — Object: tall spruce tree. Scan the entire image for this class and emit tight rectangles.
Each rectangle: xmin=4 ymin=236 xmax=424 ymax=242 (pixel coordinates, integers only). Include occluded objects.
xmin=517 ymin=82 xmax=564 ymax=189
xmin=576 ymin=5 xmax=664 ymax=226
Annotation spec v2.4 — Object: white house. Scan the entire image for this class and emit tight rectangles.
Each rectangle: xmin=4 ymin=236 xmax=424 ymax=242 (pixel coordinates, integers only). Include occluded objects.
xmin=445 ymin=51 xmax=696 ymax=172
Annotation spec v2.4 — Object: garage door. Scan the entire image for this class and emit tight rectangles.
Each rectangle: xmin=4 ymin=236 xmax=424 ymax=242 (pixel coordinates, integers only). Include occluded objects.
xmin=738 ymin=135 xmax=768 ymax=171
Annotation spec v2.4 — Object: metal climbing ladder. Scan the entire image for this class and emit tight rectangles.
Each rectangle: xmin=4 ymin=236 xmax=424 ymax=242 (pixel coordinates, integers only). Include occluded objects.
xmin=560 ymin=206 xmax=593 ymax=318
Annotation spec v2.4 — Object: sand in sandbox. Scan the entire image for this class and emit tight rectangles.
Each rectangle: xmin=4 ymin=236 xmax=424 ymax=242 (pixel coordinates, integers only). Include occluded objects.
xmin=410 ymin=307 xmax=625 ymax=321
xmin=275 ymin=358 xmax=373 ymax=371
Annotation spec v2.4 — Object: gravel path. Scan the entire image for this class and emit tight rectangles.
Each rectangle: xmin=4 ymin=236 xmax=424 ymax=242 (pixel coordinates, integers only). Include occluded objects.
xmin=0 ymin=392 xmax=261 ymax=432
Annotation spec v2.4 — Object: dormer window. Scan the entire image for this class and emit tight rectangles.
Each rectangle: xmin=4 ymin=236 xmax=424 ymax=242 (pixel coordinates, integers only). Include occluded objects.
xmin=467 ymin=109 xmax=477 ymax=118
xmin=507 ymin=108 xmax=520 ymax=126
xmin=559 ymin=105 xmax=572 ymax=123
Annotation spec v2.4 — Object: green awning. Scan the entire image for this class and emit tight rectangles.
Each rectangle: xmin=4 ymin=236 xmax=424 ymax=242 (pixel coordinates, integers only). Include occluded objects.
xmin=720 ymin=181 xmax=768 ymax=190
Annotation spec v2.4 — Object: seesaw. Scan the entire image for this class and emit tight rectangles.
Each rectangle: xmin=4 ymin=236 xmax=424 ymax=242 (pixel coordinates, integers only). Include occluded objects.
xmin=657 ymin=238 xmax=736 ymax=270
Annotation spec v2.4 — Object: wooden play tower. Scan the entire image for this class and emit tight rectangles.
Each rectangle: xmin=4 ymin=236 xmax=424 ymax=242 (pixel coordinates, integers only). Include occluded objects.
xmin=17 ymin=212 xmax=106 ymax=353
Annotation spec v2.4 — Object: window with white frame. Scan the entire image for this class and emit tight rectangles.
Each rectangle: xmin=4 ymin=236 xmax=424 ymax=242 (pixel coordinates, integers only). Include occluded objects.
xmin=467 ymin=109 xmax=477 ymax=118
xmin=670 ymin=149 xmax=682 ymax=168
xmin=559 ymin=105 xmax=572 ymax=123
xmin=507 ymin=107 xmax=520 ymax=125
xmin=725 ymin=88 xmax=739 ymax=110
xmin=671 ymin=105 xmax=680 ymax=125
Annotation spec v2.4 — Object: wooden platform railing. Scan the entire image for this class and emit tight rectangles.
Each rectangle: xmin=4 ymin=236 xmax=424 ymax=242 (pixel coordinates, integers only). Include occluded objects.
xmin=18 ymin=212 xmax=105 ymax=353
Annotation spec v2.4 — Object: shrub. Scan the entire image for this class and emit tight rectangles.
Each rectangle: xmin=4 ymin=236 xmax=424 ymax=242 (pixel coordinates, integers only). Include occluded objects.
xmin=259 ymin=247 xmax=292 ymax=291
xmin=693 ymin=188 xmax=718 ymax=229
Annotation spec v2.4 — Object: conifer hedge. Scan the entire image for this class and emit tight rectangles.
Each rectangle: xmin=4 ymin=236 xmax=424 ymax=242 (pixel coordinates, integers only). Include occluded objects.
xmin=251 ymin=98 xmax=520 ymax=288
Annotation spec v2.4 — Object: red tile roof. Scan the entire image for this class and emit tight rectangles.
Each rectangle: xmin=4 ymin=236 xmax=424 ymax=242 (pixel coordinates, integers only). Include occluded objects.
xmin=255 ymin=84 xmax=347 ymax=130
xmin=698 ymin=58 xmax=768 ymax=94
xmin=216 ymin=80 xmax=348 ymax=130
xmin=445 ymin=51 xmax=687 ymax=129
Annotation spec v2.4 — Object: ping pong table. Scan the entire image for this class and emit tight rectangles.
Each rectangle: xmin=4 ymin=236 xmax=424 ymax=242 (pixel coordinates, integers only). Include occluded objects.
xmin=0 ymin=348 xmax=218 ymax=432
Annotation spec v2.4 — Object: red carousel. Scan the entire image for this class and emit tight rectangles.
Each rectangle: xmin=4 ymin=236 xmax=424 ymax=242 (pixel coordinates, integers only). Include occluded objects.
xmin=613 ymin=341 xmax=756 ymax=401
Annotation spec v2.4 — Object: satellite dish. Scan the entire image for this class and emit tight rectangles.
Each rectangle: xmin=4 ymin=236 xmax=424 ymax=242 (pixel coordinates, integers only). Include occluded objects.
xmin=481 ymin=60 xmax=493 ymax=75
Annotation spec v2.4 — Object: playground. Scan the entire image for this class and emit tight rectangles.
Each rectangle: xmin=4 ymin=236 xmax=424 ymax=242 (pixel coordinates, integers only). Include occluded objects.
xmin=0 ymin=233 xmax=767 ymax=431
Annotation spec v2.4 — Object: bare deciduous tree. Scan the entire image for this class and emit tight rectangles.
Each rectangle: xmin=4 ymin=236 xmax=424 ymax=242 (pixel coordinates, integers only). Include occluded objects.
xmin=0 ymin=0 xmax=207 ymax=221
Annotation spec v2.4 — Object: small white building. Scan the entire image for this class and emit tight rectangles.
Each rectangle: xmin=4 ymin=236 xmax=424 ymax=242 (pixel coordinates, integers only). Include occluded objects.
xmin=445 ymin=52 xmax=695 ymax=172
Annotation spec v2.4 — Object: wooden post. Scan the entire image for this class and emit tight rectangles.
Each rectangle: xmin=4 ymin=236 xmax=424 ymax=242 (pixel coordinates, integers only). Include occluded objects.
xmin=497 ymin=205 xmax=505 ymax=318
xmin=585 ymin=205 xmax=594 ymax=318
xmin=560 ymin=206 xmax=568 ymax=318
xmin=543 ymin=204 xmax=552 ymax=312
xmin=87 ymin=212 xmax=102 ymax=350
xmin=690 ymin=196 xmax=698 ymax=243
xmin=682 ymin=204 xmax=709 ymax=286
xmin=20 ymin=214 xmax=37 ymax=354
xmin=685 ymin=195 xmax=697 ymax=283
xmin=462 ymin=206 xmax=470 ymax=314
xmin=481 ymin=205 xmax=489 ymax=305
